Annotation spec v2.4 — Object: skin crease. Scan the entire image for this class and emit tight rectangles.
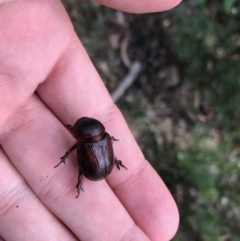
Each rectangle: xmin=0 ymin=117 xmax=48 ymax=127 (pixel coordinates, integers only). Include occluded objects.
xmin=0 ymin=0 xmax=181 ymax=241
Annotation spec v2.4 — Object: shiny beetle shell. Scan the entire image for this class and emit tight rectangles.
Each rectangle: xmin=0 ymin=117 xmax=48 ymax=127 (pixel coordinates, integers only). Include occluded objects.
xmin=73 ymin=117 xmax=105 ymax=140
xmin=77 ymin=133 xmax=114 ymax=181
xmin=54 ymin=117 xmax=127 ymax=198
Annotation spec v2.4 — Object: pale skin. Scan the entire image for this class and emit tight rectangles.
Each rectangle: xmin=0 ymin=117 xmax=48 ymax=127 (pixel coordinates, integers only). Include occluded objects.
xmin=0 ymin=0 xmax=181 ymax=240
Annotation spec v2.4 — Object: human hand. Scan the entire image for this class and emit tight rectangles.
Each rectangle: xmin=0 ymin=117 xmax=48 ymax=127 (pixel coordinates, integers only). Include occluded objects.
xmin=0 ymin=0 xmax=180 ymax=240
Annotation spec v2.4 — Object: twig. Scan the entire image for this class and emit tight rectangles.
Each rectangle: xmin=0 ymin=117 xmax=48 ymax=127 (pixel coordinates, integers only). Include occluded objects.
xmin=111 ymin=61 xmax=142 ymax=102
xmin=120 ymin=35 xmax=131 ymax=68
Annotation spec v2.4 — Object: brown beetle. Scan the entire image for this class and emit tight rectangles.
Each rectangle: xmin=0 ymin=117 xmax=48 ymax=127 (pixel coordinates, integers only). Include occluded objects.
xmin=54 ymin=117 xmax=127 ymax=198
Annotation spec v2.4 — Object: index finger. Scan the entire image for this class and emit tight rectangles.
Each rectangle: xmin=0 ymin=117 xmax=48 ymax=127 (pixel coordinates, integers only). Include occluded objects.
xmin=37 ymin=31 xmax=179 ymax=240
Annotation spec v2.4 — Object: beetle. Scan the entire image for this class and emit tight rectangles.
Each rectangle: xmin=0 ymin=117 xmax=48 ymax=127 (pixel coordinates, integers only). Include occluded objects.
xmin=54 ymin=117 xmax=127 ymax=198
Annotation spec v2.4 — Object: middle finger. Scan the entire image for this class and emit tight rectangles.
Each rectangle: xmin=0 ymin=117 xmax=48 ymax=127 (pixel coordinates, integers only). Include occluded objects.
xmin=0 ymin=95 xmax=150 ymax=241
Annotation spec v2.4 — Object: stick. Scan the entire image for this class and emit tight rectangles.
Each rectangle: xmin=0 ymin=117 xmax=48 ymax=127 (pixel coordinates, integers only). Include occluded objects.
xmin=111 ymin=61 xmax=142 ymax=102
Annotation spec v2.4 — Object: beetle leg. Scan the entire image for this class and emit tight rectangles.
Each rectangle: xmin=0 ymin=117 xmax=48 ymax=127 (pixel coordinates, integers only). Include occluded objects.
xmin=64 ymin=124 xmax=74 ymax=135
xmin=76 ymin=170 xmax=84 ymax=198
xmin=54 ymin=143 xmax=77 ymax=168
xmin=111 ymin=136 xmax=119 ymax=142
xmin=115 ymin=158 xmax=128 ymax=170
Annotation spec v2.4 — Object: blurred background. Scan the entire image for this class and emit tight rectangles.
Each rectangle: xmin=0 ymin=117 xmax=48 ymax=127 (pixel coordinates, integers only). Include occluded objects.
xmin=62 ymin=0 xmax=240 ymax=240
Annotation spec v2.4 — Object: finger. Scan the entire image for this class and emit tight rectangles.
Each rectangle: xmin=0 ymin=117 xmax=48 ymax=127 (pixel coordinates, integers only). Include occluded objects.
xmin=0 ymin=0 xmax=73 ymax=128
xmin=93 ymin=0 xmax=182 ymax=13
xmin=0 ymin=2 xmax=149 ymax=239
xmin=0 ymin=148 xmax=77 ymax=241
xmin=0 ymin=0 xmax=179 ymax=239
xmin=37 ymin=35 xmax=179 ymax=240
xmin=1 ymin=95 xmax=151 ymax=241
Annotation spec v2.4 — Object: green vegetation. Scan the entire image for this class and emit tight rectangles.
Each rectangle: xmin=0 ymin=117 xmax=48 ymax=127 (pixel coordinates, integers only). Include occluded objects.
xmin=63 ymin=0 xmax=240 ymax=240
